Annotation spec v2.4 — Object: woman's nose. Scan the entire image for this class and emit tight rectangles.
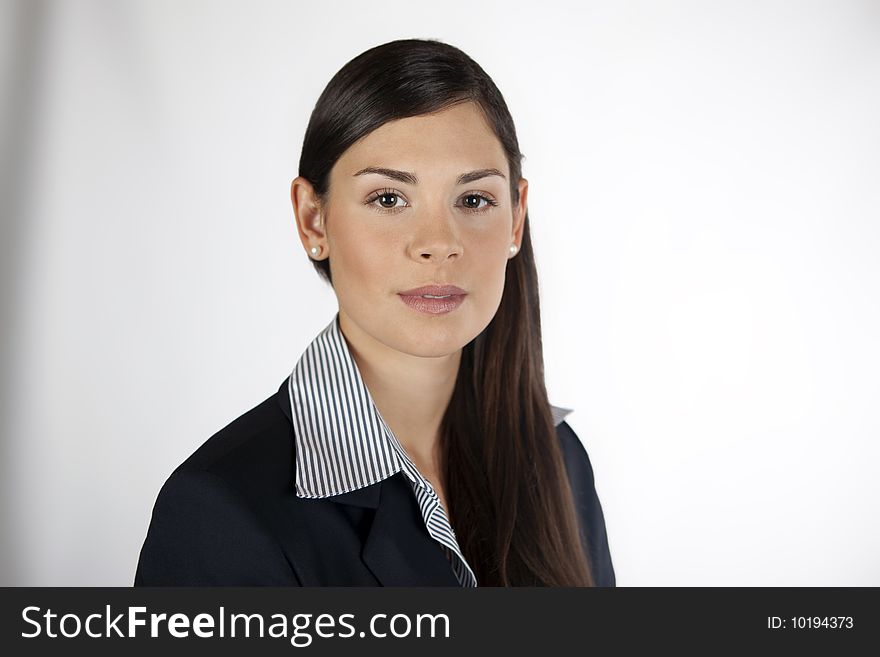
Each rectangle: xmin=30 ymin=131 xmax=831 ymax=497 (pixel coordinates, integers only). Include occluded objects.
xmin=410 ymin=209 xmax=463 ymax=262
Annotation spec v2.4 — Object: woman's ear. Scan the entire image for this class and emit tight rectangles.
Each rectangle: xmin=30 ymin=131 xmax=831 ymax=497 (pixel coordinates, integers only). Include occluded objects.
xmin=511 ymin=178 xmax=528 ymax=249
xmin=290 ymin=176 xmax=328 ymax=259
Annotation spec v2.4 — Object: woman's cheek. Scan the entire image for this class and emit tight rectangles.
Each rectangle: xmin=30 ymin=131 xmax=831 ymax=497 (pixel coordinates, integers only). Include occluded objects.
xmin=335 ymin=238 xmax=395 ymax=297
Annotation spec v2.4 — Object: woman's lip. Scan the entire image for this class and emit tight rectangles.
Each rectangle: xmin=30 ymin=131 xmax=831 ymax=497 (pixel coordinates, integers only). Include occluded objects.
xmin=398 ymin=293 xmax=466 ymax=315
xmin=398 ymin=284 xmax=467 ymax=296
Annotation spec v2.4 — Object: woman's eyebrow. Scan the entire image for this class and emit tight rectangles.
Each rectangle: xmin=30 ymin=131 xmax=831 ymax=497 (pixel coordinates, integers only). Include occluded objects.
xmin=352 ymin=167 xmax=506 ymax=185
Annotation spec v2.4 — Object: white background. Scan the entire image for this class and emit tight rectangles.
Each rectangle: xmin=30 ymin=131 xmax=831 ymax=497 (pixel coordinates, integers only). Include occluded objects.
xmin=1 ymin=0 xmax=878 ymax=586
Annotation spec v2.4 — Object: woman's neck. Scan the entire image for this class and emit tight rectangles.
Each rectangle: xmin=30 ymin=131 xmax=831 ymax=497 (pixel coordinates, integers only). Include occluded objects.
xmin=338 ymin=309 xmax=461 ymax=472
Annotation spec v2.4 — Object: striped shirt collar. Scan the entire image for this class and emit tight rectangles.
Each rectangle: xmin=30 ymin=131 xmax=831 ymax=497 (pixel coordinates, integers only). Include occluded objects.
xmin=288 ymin=312 xmax=574 ymax=500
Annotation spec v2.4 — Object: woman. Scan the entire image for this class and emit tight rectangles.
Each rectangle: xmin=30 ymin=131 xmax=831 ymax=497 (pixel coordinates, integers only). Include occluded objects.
xmin=135 ymin=38 xmax=615 ymax=587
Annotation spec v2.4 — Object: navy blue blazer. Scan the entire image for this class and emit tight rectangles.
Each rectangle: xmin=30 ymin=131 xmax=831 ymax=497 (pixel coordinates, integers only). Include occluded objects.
xmin=134 ymin=378 xmax=616 ymax=586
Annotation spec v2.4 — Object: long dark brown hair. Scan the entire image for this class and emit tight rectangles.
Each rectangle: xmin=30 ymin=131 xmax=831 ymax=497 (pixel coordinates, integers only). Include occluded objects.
xmin=297 ymin=38 xmax=593 ymax=586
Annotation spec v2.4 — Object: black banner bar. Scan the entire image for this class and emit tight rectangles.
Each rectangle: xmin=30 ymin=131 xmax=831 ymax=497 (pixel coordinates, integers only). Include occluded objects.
xmin=1 ymin=587 xmax=875 ymax=655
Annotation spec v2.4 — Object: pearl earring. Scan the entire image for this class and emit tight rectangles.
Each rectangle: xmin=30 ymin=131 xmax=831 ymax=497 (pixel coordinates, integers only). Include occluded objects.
xmin=310 ymin=246 xmax=319 ymax=256
xmin=509 ymin=244 xmax=518 ymax=255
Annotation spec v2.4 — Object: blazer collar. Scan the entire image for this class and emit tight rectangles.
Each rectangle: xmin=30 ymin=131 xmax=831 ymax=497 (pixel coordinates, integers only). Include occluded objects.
xmin=276 ymin=361 xmax=460 ymax=586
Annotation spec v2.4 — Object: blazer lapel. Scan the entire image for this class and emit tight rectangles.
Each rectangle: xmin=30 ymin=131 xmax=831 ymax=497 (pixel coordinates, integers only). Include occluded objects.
xmin=276 ymin=377 xmax=461 ymax=587
xmin=359 ymin=473 xmax=462 ymax=586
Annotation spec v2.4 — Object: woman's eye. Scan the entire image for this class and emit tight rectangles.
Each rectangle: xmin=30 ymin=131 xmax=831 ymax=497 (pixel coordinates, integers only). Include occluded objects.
xmin=376 ymin=192 xmax=404 ymax=209
xmin=461 ymin=194 xmax=498 ymax=212
xmin=366 ymin=189 xmax=407 ymax=213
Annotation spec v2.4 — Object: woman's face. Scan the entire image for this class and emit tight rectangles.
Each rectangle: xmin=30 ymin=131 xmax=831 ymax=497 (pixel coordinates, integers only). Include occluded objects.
xmin=295 ymin=101 xmax=527 ymax=358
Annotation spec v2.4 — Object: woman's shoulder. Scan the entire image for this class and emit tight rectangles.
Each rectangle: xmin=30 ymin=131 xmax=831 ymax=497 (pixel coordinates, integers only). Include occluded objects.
xmin=135 ymin=378 xmax=302 ymax=585
xmin=151 ymin=377 xmax=296 ymax=527
xmin=553 ymin=417 xmax=617 ymax=587
xmin=550 ymin=405 xmax=587 ymax=477
xmin=175 ymin=377 xmax=293 ymax=476
xmin=553 ymin=418 xmax=597 ymax=492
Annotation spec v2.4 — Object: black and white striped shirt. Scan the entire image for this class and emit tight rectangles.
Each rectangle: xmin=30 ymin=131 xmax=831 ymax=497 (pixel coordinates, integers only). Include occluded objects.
xmin=287 ymin=313 xmax=573 ymax=587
